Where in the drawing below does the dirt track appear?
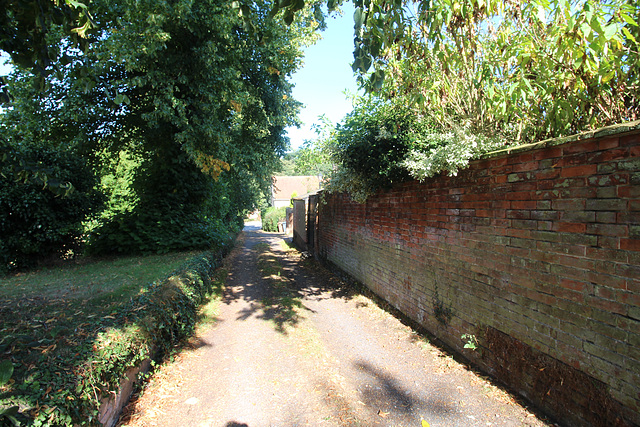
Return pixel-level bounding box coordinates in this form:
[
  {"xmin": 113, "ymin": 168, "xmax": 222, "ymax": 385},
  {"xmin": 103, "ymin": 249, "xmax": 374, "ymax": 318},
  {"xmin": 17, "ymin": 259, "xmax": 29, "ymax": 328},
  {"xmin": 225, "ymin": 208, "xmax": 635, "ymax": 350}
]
[{"xmin": 120, "ymin": 223, "xmax": 554, "ymax": 427}]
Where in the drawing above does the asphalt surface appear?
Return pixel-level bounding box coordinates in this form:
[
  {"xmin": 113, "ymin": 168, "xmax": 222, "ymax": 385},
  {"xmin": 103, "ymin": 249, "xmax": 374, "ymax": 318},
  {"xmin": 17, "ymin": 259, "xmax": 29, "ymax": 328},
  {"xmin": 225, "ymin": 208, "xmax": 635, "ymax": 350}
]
[{"xmin": 121, "ymin": 222, "xmax": 552, "ymax": 427}]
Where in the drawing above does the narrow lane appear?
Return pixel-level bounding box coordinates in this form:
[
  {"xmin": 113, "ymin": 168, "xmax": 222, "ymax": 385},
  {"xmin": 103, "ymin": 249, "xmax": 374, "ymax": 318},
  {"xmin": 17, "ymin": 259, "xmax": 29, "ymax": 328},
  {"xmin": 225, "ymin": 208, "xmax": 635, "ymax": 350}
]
[{"xmin": 121, "ymin": 223, "xmax": 552, "ymax": 427}]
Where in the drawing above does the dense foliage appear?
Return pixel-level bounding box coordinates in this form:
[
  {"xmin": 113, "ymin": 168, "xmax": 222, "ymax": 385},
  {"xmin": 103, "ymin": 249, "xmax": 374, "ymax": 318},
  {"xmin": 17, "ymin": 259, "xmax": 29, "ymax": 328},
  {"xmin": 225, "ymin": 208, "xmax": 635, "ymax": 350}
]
[
  {"xmin": 262, "ymin": 206, "xmax": 288, "ymax": 232},
  {"xmin": 323, "ymin": 97, "xmax": 504, "ymax": 202},
  {"xmin": 352, "ymin": 0, "xmax": 639, "ymax": 142},
  {"xmin": 0, "ymin": 0, "xmax": 93, "ymax": 73},
  {"xmin": 1, "ymin": 0, "xmax": 323, "ymax": 261},
  {"xmin": 0, "ymin": 143, "xmax": 104, "ymax": 273},
  {"xmin": 325, "ymin": 99, "xmax": 415, "ymax": 200}
]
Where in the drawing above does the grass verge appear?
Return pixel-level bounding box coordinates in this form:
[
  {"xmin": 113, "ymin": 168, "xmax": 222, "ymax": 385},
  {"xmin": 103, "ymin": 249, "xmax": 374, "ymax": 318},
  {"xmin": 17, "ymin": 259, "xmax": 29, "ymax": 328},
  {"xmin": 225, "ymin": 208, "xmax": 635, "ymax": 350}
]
[{"xmin": 0, "ymin": 238, "xmax": 235, "ymax": 426}]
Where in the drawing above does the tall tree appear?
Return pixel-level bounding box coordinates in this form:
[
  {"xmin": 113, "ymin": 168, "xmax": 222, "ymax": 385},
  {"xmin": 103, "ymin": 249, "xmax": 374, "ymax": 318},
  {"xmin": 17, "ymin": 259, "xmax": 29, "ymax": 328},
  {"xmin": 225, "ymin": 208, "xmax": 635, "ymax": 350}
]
[{"xmin": 2, "ymin": 0, "xmax": 324, "ymax": 254}]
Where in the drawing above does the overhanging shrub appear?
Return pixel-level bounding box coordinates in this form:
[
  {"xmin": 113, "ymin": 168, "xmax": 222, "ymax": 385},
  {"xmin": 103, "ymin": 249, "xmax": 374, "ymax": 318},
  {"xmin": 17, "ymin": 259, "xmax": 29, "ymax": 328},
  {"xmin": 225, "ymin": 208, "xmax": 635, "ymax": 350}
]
[{"xmin": 324, "ymin": 98, "xmax": 504, "ymax": 203}]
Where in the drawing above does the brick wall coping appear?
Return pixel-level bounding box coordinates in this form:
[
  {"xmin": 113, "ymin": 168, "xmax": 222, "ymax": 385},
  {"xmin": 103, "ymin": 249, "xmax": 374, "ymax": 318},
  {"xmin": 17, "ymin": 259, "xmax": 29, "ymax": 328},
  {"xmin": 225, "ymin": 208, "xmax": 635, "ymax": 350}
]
[{"xmin": 484, "ymin": 119, "xmax": 640, "ymax": 159}]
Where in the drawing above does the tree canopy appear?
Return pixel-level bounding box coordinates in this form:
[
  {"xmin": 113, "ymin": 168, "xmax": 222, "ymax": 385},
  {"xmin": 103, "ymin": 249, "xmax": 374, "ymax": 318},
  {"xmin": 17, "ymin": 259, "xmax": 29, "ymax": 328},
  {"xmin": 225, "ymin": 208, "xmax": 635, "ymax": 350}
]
[
  {"xmin": 272, "ymin": 0, "xmax": 639, "ymax": 143},
  {"xmin": 1, "ymin": 0, "xmax": 324, "ymax": 261}
]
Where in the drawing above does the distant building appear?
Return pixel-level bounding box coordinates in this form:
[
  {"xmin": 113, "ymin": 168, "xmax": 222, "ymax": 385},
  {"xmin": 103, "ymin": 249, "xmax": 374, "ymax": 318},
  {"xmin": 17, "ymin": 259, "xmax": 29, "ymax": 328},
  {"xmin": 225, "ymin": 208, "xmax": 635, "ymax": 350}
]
[{"xmin": 271, "ymin": 176, "xmax": 321, "ymax": 208}]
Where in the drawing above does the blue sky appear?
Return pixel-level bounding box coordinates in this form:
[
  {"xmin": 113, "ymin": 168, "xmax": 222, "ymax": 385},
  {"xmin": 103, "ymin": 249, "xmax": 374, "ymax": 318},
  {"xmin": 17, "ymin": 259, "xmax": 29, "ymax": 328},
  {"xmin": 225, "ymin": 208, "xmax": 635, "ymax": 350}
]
[{"xmin": 285, "ymin": 3, "xmax": 360, "ymax": 151}]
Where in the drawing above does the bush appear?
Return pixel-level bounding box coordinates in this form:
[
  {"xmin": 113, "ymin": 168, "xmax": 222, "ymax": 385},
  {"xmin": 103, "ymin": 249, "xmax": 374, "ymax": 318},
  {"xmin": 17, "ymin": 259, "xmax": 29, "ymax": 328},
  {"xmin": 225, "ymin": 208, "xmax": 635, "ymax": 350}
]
[
  {"xmin": 325, "ymin": 99, "xmax": 424, "ymax": 202},
  {"xmin": 261, "ymin": 206, "xmax": 287, "ymax": 232},
  {"xmin": 0, "ymin": 143, "xmax": 104, "ymax": 273},
  {"xmin": 87, "ymin": 210, "xmax": 237, "ymax": 255},
  {"xmin": 334, "ymin": 100, "xmax": 417, "ymax": 190},
  {"xmin": 87, "ymin": 145, "xmax": 245, "ymax": 255},
  {"xmin": 324, "ymin": 98, "xmax": 504, "ymax": 203}
]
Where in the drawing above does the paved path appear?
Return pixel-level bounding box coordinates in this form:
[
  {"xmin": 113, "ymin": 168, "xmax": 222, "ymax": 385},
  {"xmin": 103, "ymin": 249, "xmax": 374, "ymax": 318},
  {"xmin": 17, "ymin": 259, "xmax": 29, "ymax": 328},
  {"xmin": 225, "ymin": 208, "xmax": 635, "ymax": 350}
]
[{"xmin": 121, "ymin": 223, "xmax": 552, "ymax": 427}]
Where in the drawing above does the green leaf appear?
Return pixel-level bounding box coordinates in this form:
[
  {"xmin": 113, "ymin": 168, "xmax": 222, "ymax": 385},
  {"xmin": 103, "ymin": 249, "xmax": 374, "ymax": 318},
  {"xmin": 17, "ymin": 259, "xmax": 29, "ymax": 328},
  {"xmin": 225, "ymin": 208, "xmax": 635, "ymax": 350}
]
[
  {"xmin": 369, "ymin": 36, "xmax": 382, "ymax": 58},
  {"xmin": 580, "ymin": 22, "xmax": 592, "ymax": 39},
  {"xmin": 622, "ymin": 27, "xmax": 637, "ymax": 43},
  {"xmin": 354, "ymin": 7, "xmax": 365, "ymax": 30},
  {"xmin": 601, "ymin": 69, "xmax": 615, "ymax": 83},
  {"xmin": 371, "ymin": 69, "xmax": 385, "ymax": 91},
  {"xmin": 620, "ymin": 13, "xmax": 638, "ymax": 27},
  {"xmin": 603, "ymin": 23, "xmax": 618, "ymax": 40},
  {"xmin": 0, "ymin": 359, "xmax": 14, "ymax": 385},
  {"xmin": 65, "ymin": 0, "xmax": 88, "ymax": 9}
]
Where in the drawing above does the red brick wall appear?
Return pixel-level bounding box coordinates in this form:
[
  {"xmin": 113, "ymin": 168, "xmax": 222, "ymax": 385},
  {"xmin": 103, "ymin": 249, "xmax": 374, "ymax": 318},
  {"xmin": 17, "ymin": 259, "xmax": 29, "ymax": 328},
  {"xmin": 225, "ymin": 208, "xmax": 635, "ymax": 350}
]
[{"xmin": 316, "ymin": 125, "xmax": 640, "ymax": 427}]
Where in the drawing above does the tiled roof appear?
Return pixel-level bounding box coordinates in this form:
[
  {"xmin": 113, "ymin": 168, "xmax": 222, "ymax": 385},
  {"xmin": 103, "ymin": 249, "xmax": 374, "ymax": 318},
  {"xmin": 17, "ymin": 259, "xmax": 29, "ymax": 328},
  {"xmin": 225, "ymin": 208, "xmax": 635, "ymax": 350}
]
[{"xmin": 272, "ymin": 176, "xmax": 321, "ymax": 201}]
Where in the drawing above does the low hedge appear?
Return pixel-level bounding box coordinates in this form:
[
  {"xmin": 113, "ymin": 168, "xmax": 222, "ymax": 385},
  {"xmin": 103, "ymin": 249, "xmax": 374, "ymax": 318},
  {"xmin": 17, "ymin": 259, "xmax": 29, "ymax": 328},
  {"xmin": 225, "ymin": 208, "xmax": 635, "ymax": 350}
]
[{"xmin": 0, "ymin": 235, "xmax": 235, "ymax": 426}]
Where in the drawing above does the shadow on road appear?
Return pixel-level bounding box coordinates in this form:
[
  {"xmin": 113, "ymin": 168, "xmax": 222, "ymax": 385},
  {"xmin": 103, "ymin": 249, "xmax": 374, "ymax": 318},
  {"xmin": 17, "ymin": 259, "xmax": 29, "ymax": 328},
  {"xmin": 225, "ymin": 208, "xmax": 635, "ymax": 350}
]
[
  {"xmin": 222, "ymin": 226, "xmax": 310, "ymax": 334},
  {"xmin": 221, "ymin": 224, "xmax": 362, "ymax": 338},
  {"xmin": 354, "ymin": 360, "xmax": 456, "ymax": 421}
]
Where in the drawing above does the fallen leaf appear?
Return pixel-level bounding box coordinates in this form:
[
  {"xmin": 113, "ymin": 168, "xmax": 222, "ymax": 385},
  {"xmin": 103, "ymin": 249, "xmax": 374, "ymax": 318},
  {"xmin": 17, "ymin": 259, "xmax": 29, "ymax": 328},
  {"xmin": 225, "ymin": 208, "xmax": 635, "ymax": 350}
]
[
  {"xmin": 377, "ymin": 410, "xmax": 389, "ymax": 418},
  {"xmin": 422, "ymin": 420, "xmax": 430, "ymax": 427}
]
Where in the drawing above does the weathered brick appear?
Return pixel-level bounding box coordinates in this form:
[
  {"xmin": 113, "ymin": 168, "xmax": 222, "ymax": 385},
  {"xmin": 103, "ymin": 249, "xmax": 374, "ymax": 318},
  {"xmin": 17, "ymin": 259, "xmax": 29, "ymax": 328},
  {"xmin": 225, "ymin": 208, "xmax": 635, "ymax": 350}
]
[
  {"xmin": 617, "ymin": 157, "xmax": 640, "ymax": 172},
  {"xmin": 560, "ymin": 210, "xmax": 596, "ymax": 223},
  {"xmin": 595, "ymin": 187, "xmax": 618, "ymax": 199},
  {"xmin": 534, "ymin": 146, "xmax": 563, "ymax": 160},
  {"xmin": 555, "ymin": 222, "xmax": 587, "ymax": 233},
  {"xmin": 562, "ymin": 233, "xmax": 598, "ymax": 247},
  {"xmin": 586, "ymin": 223, "xmax": 628, "ymax": 237},
  {"xmin": 588, "ymin": 173, "xmax": 629, "ymax": 186},
  {"xmin": 316, "ymin": 129, "xmax": 640, "ymax": 427},
  {"xmin": 619, "ymin": 184, "xmax": 640, "ymax": 198},
  {"xmin": 586, "ymin": 247, "xmax": 628, "ymax": 263},
  {"xmin": 598, "ymin": 136, "xmax": 620, "ymax": 150},
  {"xmin": 537, "ymin": 200, "xmax": 552, "ymax": 210},
  {"xmin": 621, "ymin": 238, "xmax": 640, "ymax": 251},
  {"xmin": 586, "ymin": 198, "xmax": 628, "ymax": 211},
  {"xmin": 597, "ymin": 162, "xmax": 617, "ymax": 174},
  {"xmin": 562, "ymin": 164, "xmax": 597, "ymax": 177},
  {"xmin": 595, "ymin": 211, "xmax": 617, "ymax": 223},
  {"xmin": 552, "ymin": 199, "xmax": 586, "ymax": 211},
  {"xmin": 620, "ymin": 132, "xmax": 640, "ymax": 147}
]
